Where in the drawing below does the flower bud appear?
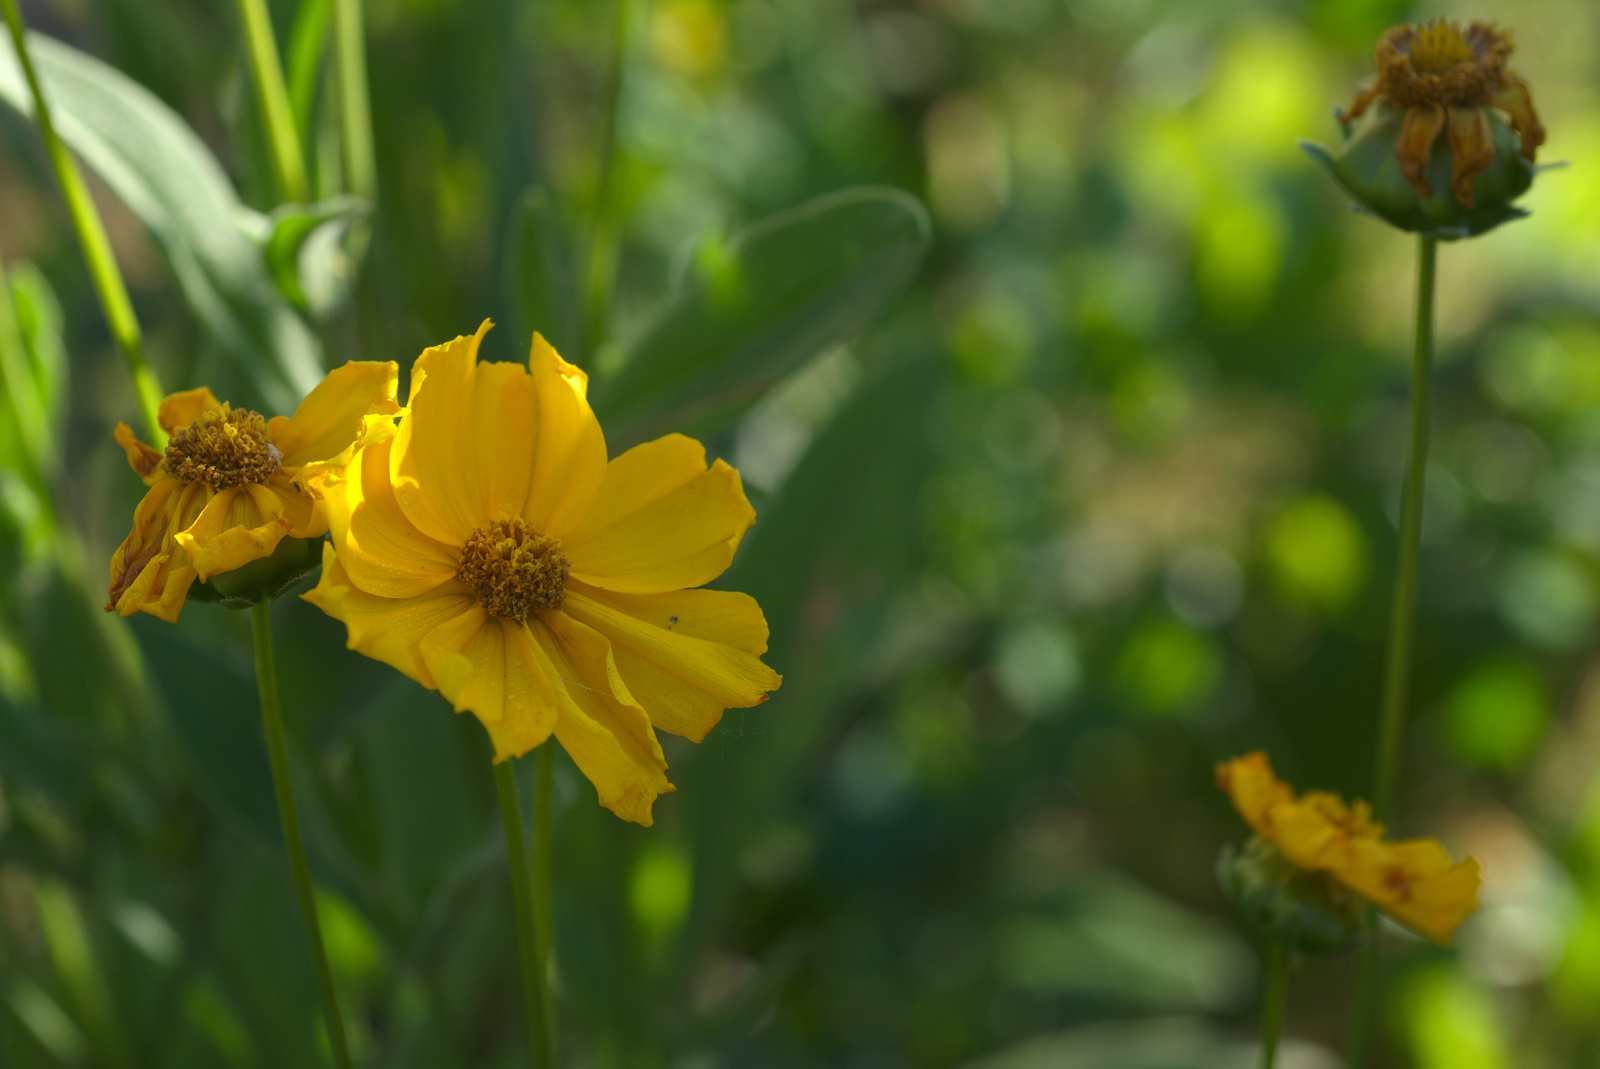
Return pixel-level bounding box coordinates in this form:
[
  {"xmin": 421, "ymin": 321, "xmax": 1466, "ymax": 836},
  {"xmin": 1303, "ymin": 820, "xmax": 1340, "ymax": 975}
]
[{"xmin": 1217, "ymin": 836, "xmax": 1364, "ymax": 953}]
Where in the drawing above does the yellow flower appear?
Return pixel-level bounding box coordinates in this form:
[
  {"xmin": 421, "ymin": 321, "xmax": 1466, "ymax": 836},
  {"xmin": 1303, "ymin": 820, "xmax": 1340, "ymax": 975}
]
[
  {"xmin": 302, "ymin": 322, "xmax": 781, "ymax": 825},
  {"xmin": 106, "ymin": 362, "xmax": 400, "ymax": 621},
  {"xmin": 1342, "ymin": 20, "xmax": 1544, "ymax": 210},
  {"xmin": 1215, "ymin": 751, "xmax": 1480, "ymax": 945}
]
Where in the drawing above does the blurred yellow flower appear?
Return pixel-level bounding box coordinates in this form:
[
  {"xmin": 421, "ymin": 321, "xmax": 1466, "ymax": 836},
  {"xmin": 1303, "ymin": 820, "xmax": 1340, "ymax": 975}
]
[
  {"xmin": 649, "ymin": 0, "xmax": 725, "ymax": 79},
  {"xmin": 303, "ymin": 322, "xmax": 781, "ymax": 825},
  {"xmin": 1342, "ymin": 20, "xmax": 1544, "ymax": 210},
  {"xmin": 1216, "ymin": 751, "xmax": 1480, "ymax": 945},
  {"xmin": 106, "ymin": 363, "xmax": 400, "ymax": 621}
]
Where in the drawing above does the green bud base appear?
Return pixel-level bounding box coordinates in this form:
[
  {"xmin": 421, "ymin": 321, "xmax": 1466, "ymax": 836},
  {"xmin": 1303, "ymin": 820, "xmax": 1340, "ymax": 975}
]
[{"xmin": 187, "ymin": 534, "xmax": 323, "ymax": 608}]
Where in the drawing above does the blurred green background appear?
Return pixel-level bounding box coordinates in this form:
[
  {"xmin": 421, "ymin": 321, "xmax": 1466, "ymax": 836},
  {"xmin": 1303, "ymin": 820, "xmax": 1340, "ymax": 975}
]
[{"xmin": 3, "ymin": 0, "xmax": 1600, "ymax": 1065}]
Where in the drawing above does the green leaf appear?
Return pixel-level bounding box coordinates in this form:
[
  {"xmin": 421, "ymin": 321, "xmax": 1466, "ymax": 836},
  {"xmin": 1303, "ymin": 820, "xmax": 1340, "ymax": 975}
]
[
  {"xmin": 0, "ymin": 32, "xmax": 323, "ymax": 412},
  {"xmin": 590, "ymin": 186, "xmax": 931, "ymax": 447},
  {"xmin": 261, "ymin": 196, "xmax": 368, "ymax": 318}
]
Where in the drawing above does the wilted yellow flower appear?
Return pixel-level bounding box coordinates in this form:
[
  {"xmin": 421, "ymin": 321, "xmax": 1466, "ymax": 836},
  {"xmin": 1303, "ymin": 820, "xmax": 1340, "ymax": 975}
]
[
  {"xmin": 106, "ymin": 363, "xmax": 399, "ymax": 621},
  {"xmin": 303, "ymin": 323, "xmax": 780, "ymax": 825},
  {"xmin": 1342, "ymin": 20, "xmax": 1543, "ymax": 209},
  {"xmin": 1216, "ymin": 751, "xmax": 1480, "ymax": 945},
  {"xmin": 1304, "ymin": 19, "xmax": 1544, "ymax": 237}
]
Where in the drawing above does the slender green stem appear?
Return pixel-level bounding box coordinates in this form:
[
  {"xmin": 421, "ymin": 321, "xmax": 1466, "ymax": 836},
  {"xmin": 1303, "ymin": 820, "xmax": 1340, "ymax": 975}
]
[
  {"xmin": 333, "ymin": 0, "xmax": 375, "ymax": 201},
  {"xmin": 250, "ymin": 603, "xmax": 353, "ymax": 1069},
  {"xmin": 1258, "ymin": 941, "xmax": 1289, "ymax": 1069},
  {"xmin": 1, "ymin": 0, "xmax": 164, "ymax": 444},
  {"xmin": 236, "ymin": 0, "xmax": 308, "ymax": 202},
  {"xmin": 582, "ymin": 0, "xmax": 629, "ymax": 358},
  {"xmin": 533, "ymin": 743, "xmax": 556, "ymax": 1052},
  {"xmin": 1350, "ymin": 233, "xmax": 1437, "ymax": 1069},
  {"xmin": 1372, "ymin": 233, "xmax": 1436, "ymax": 825},
  {"xmin": 495, "ymin": 757, "xmax": 557, "ymax": 1069}
]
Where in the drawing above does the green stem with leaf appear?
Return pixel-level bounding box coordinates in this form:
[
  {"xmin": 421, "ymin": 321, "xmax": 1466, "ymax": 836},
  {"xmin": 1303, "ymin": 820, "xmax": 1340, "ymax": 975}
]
[
  {"xmin": 1, "ymin": 0, "xmax": 164, "ymax": 444},
  {"xmin": 250, "ymin": 602, "xmax": 354, "ymax": 1069}
]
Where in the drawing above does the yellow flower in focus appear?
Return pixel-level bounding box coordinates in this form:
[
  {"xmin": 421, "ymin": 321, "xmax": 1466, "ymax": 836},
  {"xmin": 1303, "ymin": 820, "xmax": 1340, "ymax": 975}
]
[
  {"xmin": 302, "ymin": 322, "xmax": 781, "ymax": 825},
  {"xmin": 1216, "ymin": 751, "xmax": 1480, "ymax": 945},
  {"xmin": 1341, "ymin": 20, "xmax": 1544, "ymax": 210},
  {"xmin": 106, "ymin": 363, "xmax": 400, "ymax": 621}
]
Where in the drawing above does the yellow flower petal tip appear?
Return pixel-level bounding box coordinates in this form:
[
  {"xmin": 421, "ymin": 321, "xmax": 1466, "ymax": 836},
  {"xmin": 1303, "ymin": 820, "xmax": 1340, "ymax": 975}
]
[
  {"xmin": 1215, "ymin": 751, "xmax": 1481, "ymax": 945},
  {"xmin": 305, "ymin": 328, "xmax": 781, "ymax": 825},
  {"xmin": 106, "ymin": 362, "xmax": 401, "ymax": 620}
]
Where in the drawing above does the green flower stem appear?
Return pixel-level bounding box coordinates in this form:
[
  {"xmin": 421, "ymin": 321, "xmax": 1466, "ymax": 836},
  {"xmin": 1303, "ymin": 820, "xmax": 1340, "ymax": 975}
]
[
  {"xmin": 533, "ymin": 741, "xmax": 557, "ymax": 1052},
  {"xmin": 236, "ymin": 0, "xmax": 308, "ymax": 202},
  {"xmin": 1, "ymin": 0, "xmax": 164, "ymax": 445},
  {"xmin": 249, "ymin": 602, "xmax": 353, "ymax": 1069},
  {"xmin": 1258, "ymin": 941, "xmax": 1289, "ymax": 1069},
  {"xmin": 1372, "ymin": 232, "xmax": 1436, "ymax": 824},
  {"xmin": 334, "ymin": 0, "xmax": 375, "ymax": 201},
  {"xmin": 0, "ymin": 251, "xmax": 49, "ymax": 479},
  {"xmin": 495, "ymin": 756, "xmax": 557, "ymax": 1069},
  {"xmin": 1350, "ymin": 232, "xmax": 1437, "ymax": 1069}
]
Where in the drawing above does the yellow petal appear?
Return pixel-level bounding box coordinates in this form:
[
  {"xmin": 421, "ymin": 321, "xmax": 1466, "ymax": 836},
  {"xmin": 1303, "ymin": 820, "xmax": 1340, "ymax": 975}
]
[
  {"xmin": 175, "ymin": 483, "xmax": 292, "ymax": 580},
  {"xmin": 563, "ymin": 438, "xmax": 755, "ymax": 593},
  {"xmin": 419, "ymin": 609, "xmax": 561, "ymax": 760},
  {"xmin": 1336, "ymin": 838, "xmax": 1481, "ymax": 946},
  {"xmin": 560, "ymin": 586, "xmax": 771, "ymax": 741},
  {"xmin": 158, "ymin": 387, "xmax": 223, "ymax": 436},
  {"xmin": 1215, "ymin": 751, "xmax": 1296, "ymax": 841},
  {"xmin": 561, "ymin": 586, "xmax": 781, "ymax": 719},
  {"xmin": 268, "ymin": 361, "xmax": 401, "ymax": 468},
  {"xmin": 478, "ymin": 620, "xmax": 562, "ymax": 759},
  {"xmin": 114, "ymin": 422, "xmax": 164, "ymax": 484},
  {"xmin": 530, "ymin": 616, "xmax": 671, "ymax": 826},
  {"xmin": 472, "ymin": 360, "xmax": 536, "ymax": 520},
  {"xmin": 109, "ymin": 482, "xmax": 210, "ymax": 621},
  {"xmin": 523, "ymin": 333, "xmax": 607, "ymax": 536},
  {"xmin": 302, "ymin": 543, "xmax": 478, "ymax": 690},
  {"xmin": 390, "ymin": 321, "xmax": 494, "ymax": 544},
  {"xmin": 318, "ymin": 437, "xmax": 460, "ymax": 598},
  {"xmin": 267, "ymin": 473, "xmax": 323, "ymax": 538}
]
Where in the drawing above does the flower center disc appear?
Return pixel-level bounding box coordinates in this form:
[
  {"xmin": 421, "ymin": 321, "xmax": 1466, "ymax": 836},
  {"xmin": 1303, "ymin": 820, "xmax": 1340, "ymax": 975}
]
[
  {"xmin": 1408, "ymin": 20, "xmax": 1475, "ymax": 73},
  {"xmin": 457, "ymin": 519, "xmax": 570, "ymax": 622},
  {"xmin": 164, "ymin": 405, "xmax": 282, "ymax": 488}
]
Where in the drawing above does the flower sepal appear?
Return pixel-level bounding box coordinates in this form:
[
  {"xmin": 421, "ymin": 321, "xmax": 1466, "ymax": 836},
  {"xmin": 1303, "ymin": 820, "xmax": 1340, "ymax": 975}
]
[
  {"xmin": 1303, "ymin": 101, "xmax": 1533, "ymax": 239},
  {"xmin": 186, "ymin": 535, "xmax": 323, "ymax": 608},
  {"xmin": 1218, "ymin": 836, "xmax": 1364, "ymax": 953}
]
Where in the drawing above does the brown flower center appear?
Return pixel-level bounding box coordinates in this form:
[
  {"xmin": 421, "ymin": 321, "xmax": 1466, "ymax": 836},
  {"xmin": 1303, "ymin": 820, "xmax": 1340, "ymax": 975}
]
[
  {"xmin": 1379, "ymin": 19, "xmax": 1509, "ymax": 109},
  {"xmin": 163, "ymin": 404, "xmax": 282, "ymax": 488},
  {"xmin": 457, "ymin": 518, "xmax": 570, "ymax": 622}
]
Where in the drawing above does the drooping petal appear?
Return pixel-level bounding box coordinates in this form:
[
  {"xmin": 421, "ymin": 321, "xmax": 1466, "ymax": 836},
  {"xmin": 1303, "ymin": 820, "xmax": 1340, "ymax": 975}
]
[
  {"xmin": 266, "ymin": 473, "xmax": 322, "ymax": 538},
  {"xmin": 174, "ymin": 483, "xmax": 294, "ymax": 580},
  {"xmin": 113, "ymin": 422, "xmax": 163, "ymax": 483},
  {"xmin": 522, "ymin": 333, "xmax": 607, "ymax": 537},
  {"xmin": 1445, "ymin": 105, "xmax": 1495, "ymax": 209},
  {"xmin": 1215, "ymin": 751, "xmax": 1296, "ymax": 841},
  {"xmin": 558, "ymin": 586, "xmax": 772, "ymax": 741},
  {"xmin": 1394, "ymin": 103, "xmax": 1446, "ymax": 196},
  {"xmin": 420, "ymin": 609, "xmax": 561, "ymax": 760},
  {"xmin": 531, "ymin": 616, "xmax": 671, "ymax": 825},
  {"xmin": 109, "ymin": 481, "xmax": 211, "ymax": 621},
  {"xmin": 1339, "ymin": 82, "xmax": 1382, "ymax": 126},
  {"xmin": 561, "ymin": 586, "xmax": 781, "ymax": 726},
  {"xmin": 390, "ymin": 321, "xmax": 493, "ymax": 543},
  {"xmin": 267, "ymin": 361, "xmax": 401, "ymax": 468},
  {"xmin": 303, "ymin": 543, "xmax": 477, "ymax": 690},
  {"xmin": 1337, "ymin": 838, "xmax": 1482, "ymax": 945},
  {"xmin": 1492, "ymin": 73, "xmax": 1546, "ymax": 160},
  {"xmin": 562, "ymin": 436, "xmax": 755, "ymax": 594},
  {"xmin": 157, "ymin": 387, "xmax": 223, "ymax": 436},
  {"xmin": 315, "ymin": 436, "xmax": 459, "ymax": 598}
]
